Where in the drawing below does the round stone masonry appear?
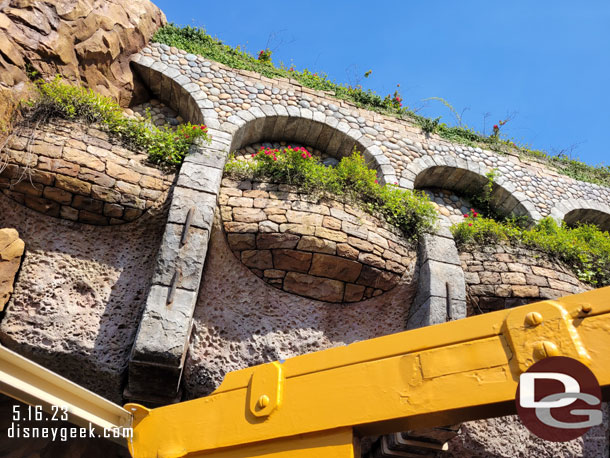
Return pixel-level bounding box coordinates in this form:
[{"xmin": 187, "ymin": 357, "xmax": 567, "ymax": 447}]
[
  {"xmin": 0, "ymin": 118, "xmax": 175, "ymax": 225},
  {"xmin": 219, "ymin": 178, "xmax": 416, "ymax": 303},
  {"xmin": 460, "ymin": 243, "xmax": 591, "ymax": 315}
]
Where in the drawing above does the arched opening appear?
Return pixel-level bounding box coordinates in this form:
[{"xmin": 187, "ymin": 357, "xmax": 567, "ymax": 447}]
[
  {"xmin": 564, "ymin": 208, "xmax": 610, "ymax": 231},
  {"xmin": 131, "ymin": 59, "xmax": 208, "ymax": 125},
  {"xmin": 228, "ymin": 114, "xmax": 387, "ymax": 178},
  {"xmin": 219, "ymin": 114, "xmax": 414, "ymax": 302},
  {"xmin": 413, "ymin": 165, "xmax": 533, "ymax": 219}
]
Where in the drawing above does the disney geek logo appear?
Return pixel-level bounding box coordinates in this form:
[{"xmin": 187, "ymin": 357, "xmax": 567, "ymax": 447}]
[{"xmin": 516, "ymin": 356, "xmax": 602, "ymax": 442}]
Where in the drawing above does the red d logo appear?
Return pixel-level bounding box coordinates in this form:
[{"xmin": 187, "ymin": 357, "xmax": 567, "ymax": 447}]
[{"xmin": 516, "ymin": 356, "xmax": 602, "ymax": 442}]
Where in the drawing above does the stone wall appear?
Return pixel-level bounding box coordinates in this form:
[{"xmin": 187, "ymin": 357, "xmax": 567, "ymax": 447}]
[
  {"xmin": 460, "ymin": 244, "xmax": 590, "ymax": 315},
  {"xmin": 219, "ymin": 178, "xmax": 415, "ymax": 303},
  {"xmin": 134, "ymin": 42, "xmax": 610, "ymax": 224},
  {"xmin": 1, "ymin": 25, "xmax": 609, "ymax": 458},
  {"xmin": 1, "ymin": 118, "xmax": 174, "ymax": 224}
]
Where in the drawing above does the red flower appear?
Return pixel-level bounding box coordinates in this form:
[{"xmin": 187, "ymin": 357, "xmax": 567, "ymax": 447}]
[
  {"xmin": 493, "ymin": 124, "xmax": 499, "ymax": 130},
  {"xmin": 192, "ymin": 125, "xmax": 198, "ymax": 130},
  {"xmin": 468, "ymin": 223, "xmax": 473, "ymax": 227},
  {"xmin": 464, "ymin": 214, "xmax": 469, "ymax": 218},
  {"xmin": 374, "ymin": 179, "xmax": 379, "ymax": 184}
]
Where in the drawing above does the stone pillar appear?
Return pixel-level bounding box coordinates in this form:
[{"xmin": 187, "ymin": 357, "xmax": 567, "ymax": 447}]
[
  {"xmin": 126, "ymin": 140, "xmax": 228, "ymax": 404},
  {"xmin": 407, "ymin": 223, "xmax": 467, "ymax": 329}
]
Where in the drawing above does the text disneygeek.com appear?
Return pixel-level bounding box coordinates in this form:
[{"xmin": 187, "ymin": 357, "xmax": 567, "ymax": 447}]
[{"xmin": 7, "ymin": 405, "xmax": 132, "ymax": 441}]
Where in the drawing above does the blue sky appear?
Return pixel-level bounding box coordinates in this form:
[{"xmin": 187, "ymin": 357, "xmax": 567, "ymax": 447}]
[{"xmin": 153, "ymin": 1, "xmax": 610, "ymax": 166}]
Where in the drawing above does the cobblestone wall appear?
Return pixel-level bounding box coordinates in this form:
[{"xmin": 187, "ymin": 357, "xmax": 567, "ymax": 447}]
[
  {"xmin": 220, "ymin": 178, "xmax": 415, "ymax": 303},
  {"xmin": 460, "ymin": 245, "xmax": 590, "ymax": 315},
  {"xmin": 1, "ymin": 118, "xmax": 174, "ymax": 224},
  {"xmin": 134, "ymin": 42, "xmax": 610, "ymax": 226}
]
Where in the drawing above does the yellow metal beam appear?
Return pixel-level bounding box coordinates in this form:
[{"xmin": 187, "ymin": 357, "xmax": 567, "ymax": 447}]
[
  {"xmin": 126, "ymin": 287, "xmax": 610, "ymax": 458},
  {"xmin": 0, "ymin": 344, "xmax": 131, "ymax": 446}
]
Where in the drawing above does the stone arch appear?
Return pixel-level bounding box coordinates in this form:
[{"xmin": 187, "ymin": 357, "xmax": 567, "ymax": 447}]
[
  {"xmin": 403, "ymin": 155, "xmax": 540, "ymax": 221},
  {"xmin": 550, "ymin": 199, "xmax": 610, "ymax": 231},
  {"xmin": 217, "ymin": 106, "xmax": 398, "ymax": 185},
  {"xmin": 130, "ymin": 54, "xmax": 219, "ymax": 127}
]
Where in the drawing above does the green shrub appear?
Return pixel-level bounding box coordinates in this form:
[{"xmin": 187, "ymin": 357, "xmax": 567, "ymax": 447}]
[
  {"xmin": 225, "ymin": 147, "xmax": 437, "ymax": 239},
  {"xmin": 24, "ymin": 77, "xmax": 210, "ymax": 168},
  {"xmin": 452, "ymin": 215, "xmax": 610, "ymax": 286}
]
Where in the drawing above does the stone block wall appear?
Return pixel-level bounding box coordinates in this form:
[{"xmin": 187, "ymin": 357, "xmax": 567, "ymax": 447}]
[
  {"xmin": 0, "ymin": 119, "xmax": 174, "ymax": 225},
  {"xmin": 220, "ymin": 178, "xmax": 416, "ymax": 303},
  {"xmin": 460, "ymin": 244, "xmax": 590, "ymax": 315}
]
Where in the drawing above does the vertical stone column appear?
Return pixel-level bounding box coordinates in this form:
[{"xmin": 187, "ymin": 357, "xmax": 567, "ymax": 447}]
[
  {"xmin": 127, "ymin": 135, "xmax": 229, "ymax": 404},
  {"xmin": 407, "ymin": 223, "xmax": 466, "ymax": 329}
]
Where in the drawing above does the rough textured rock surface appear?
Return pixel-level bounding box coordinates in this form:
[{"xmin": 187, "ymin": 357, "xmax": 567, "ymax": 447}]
[
  {"xmin": 183, "ymin": 214, "xmax": 418, "ymax": 399},
  {"xmin": 446, "ymin": 407, "xmax": 610, "ymax": 458},
  {"xmin": 0, "ymin": 0, "xmax": 166, "ymax": 105},
  {"xmin": 0, "ymin": 189, "xmax": 167, "ymax": 403},
  {"xmin": 0, "ymin": 227, "xmax": 24, "ymax": 310}
]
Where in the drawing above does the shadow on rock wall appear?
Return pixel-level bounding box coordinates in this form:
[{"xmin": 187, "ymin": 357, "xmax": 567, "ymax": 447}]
[{"xmin": 0, "ymin": 189, "xmax": 170, "ymax": 403}]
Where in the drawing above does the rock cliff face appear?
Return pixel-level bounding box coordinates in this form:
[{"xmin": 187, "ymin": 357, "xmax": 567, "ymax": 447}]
[
  {"xmin": 0, "ymin": 228, "xmax": 24, "ymax": 310},
  {"xmin": 0, "ymin": 0, "xmax": 166, "ymax": 105}
]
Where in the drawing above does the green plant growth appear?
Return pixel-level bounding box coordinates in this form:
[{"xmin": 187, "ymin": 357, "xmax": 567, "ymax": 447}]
[
  {"xmin": 465, "ymin": 169, "xmax": 500, "ymax": 219},
  {"xmin": 257, "ymin": 48, "xmax": 272, "ymax": 63},
  {"xmin": 420, "ymin": 116, "xmax": 441, "ymax": 134},
  {"xmin": 23, "ymin": 77, "xmax": 210, "ymax": 168},
  {"xmin": 152, "ymin": 24, "xmax": 409, "ymax": 115},
  {"xmin": 452, "ymin": 215, "xmax": 610, "ymax": 286},
  {"xmin": 225, "ymin": 147, "xmax": 437, "ymax": 239},
  {"xmin": 153, "ymin": 24, "xmax": 610, "ymax": 188}
]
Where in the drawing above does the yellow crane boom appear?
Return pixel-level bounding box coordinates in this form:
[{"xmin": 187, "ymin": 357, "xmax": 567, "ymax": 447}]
[
  {"xmin": 125, "ymin": 287, "xmax": 610, "ymax": 458},
  {"xmin": 2, "ymin": 288, "xmax": 610, "ymax": 457}
]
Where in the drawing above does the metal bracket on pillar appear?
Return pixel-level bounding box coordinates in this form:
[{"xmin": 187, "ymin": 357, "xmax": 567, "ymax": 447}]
[
  {"xmin": 181, "ymin": 207, "xmax": 195, "ymax": 246},
  {"xmin": 166, "ymin": 268, "xmax": 180, "ymax": 307}
]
